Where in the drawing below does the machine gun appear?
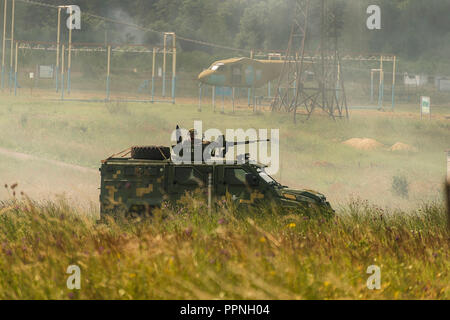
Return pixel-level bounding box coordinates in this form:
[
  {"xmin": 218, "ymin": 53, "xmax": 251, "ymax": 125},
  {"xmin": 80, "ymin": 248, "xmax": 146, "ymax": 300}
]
[
  {"xmin": 215, "ymin": 135, "xmax": 270, "ymax": 158},
  {"xmin": 173, "ymin": 125, "xmax": 270, "ymax": 161}
]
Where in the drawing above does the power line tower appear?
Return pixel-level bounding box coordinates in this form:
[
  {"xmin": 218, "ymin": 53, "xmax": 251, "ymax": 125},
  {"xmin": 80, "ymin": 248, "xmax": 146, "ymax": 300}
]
[{"xmin": 271, "ymin": 0, "xmax": 349, "ymax": 122}]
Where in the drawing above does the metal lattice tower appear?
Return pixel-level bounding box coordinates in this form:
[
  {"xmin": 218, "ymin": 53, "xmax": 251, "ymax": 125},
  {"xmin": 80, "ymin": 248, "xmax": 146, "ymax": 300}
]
[{"xmin": 271, "ymin": 0, "xmax": 349, "ymax": 122}]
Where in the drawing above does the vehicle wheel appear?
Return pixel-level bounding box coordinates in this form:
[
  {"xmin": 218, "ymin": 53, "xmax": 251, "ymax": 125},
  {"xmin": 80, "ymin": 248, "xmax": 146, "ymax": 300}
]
[{"xmin": 131, "ymin": 146, "xmax": 171, "ymax": 160}]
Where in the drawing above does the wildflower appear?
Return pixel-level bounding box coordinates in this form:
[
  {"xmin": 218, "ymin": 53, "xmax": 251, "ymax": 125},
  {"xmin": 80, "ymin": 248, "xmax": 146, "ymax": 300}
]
[
  {"xmin": 184, "ymin": 227, "xmax": 193, "ymax": 236},
  {"xmin": 98, "ymin": 246, "xmax": 104, "ymax": 254},
  {"xmin": 259, "ymin": 237, "xmax": 266, "ymax": 243},
  {"xmin": 218, "ymin": 218, "xmax": 226, "ymax": 225},
  {"xmin": 220, "ymin": 249, "xmax": 230, "ymax": 257},
  {"xmin": 129, "ymin": 273, "xmax": 136, "ymax": 278},
  {"xmin": 67, "ymin": 292, "xmax": 75, "ymax": 299},
  {"xmin": 287, "ymin": 223, "xmax": 296, "ymax": 229}
]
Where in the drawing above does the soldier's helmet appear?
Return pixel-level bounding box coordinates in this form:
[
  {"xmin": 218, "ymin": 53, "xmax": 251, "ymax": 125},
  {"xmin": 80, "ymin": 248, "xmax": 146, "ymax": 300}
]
[{"xmin": 188, "ymin": 128, "xmax": 197, "ymax": 141}]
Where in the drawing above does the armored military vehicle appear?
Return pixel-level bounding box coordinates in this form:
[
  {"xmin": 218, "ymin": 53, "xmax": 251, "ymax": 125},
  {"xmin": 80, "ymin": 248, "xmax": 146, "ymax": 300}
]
[{"xmin": 99, "ymin": 129, "xmax": 333, "ymax": 217}]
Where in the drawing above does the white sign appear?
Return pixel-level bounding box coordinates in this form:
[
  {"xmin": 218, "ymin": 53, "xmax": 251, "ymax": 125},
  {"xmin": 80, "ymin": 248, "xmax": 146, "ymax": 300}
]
[
  {"xmin": 438, "ymin": 79, "xmax": 450, "ymax": 91},
  {"xmin": 420, "ymin": 96, "xmax": 431, "ymax": 115},
  {"xmin": 29, "ymin": 72, "xmax": 34, "ymax": 79},
  {"xmin": 39, "ymin": 65, "xmax": 54, "ymax": 79}
]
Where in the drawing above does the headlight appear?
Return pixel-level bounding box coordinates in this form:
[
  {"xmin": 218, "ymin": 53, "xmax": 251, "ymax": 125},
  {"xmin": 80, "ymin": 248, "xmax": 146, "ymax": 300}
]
[{"xmin": 282, "ymin": 193, "xmax": 297, "ymax": 200}]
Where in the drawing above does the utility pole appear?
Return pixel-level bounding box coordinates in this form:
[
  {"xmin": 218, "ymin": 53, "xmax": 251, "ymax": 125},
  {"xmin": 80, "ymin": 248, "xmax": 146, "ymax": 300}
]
[
  {"xmin": 8, "ymin": 0, "xmax": 14, "ymax": 91},
  {"xmin": 57, "ymin": 5, "xmax": 73, "ymax": 94},
  {"xmin": 67, "ymin": 6, "xmax": 72, "ymax": 95},
  {"xmin": 1, "ymin": 0, "xmax": 7, "ymax": 89},
  {"xmin": 271, "ymin": 0, "xmax": 348, "ymax": 122},
  {"xmin": 56, "ymin": 6, "xmax": 61, "ymax": 92}
]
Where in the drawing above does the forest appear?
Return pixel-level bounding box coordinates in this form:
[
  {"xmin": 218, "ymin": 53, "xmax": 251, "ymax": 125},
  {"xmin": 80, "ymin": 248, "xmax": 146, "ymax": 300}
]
[{"xmin": 9, "ymin": 0, "xmax": 450, "ymax": 74}]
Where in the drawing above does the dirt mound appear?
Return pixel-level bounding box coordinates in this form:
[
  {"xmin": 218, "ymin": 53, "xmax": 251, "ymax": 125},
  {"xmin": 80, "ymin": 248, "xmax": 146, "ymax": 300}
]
[
  {"xmin": 342, "ymin": 138, "xmax": 383, "ymax": 150},
  {"xmin": 389, "ymin": 142, "xmax": 418, "ymax": 152}
]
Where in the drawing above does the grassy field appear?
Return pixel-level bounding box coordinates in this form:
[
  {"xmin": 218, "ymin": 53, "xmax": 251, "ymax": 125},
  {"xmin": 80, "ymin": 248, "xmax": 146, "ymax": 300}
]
[
  {"xmin": 0, "ymin": 195, "xmax": 448, "ymax": 300},
  {"xmin": 0, "ymin": 94, "xmax": 448, "ymax": 208},
  {"xmin": 0, "ymin": 94, "xmax": 449, "ymax": 299}
]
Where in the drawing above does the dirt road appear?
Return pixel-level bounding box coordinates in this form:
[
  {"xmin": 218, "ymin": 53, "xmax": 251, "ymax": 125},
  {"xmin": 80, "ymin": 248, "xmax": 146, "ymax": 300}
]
[{"xmin": 0, "ymin": 147, "xmax": 99, "ymax": 208}]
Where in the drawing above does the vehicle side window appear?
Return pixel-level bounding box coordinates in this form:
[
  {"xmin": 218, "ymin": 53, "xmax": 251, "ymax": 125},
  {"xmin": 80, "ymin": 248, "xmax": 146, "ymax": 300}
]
[
  {"xmin": 232, "ymin": 66, "xmax": 242, "ymax": 84},
  {"xmin": 175, "ymin": 167, "xmax": 204, "ymax": 185},
  {"xmin": 211, "ymin": 63, "xmax": 225, "ymax": 71},
  {"xmin": 225, "ymin": 168, "xmax": 247, "ymax": 185}
]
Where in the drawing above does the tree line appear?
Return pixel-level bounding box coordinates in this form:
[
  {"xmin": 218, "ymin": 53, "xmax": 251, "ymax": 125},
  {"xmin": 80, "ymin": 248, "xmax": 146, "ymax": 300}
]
[{"xmin": 9, "ymin": 0, "xmax": 450, "ymax": 74}]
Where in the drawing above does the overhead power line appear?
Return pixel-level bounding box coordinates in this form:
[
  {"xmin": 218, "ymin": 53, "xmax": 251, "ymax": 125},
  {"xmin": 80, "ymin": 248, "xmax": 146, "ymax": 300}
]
[{"xmin": 15, "ymin": 0, "xmax": 251, "ymax": 53}]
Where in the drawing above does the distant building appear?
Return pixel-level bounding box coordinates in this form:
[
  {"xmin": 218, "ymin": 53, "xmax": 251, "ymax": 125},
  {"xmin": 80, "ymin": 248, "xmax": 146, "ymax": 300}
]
[
  {"xmin": 436, "ymin": 77, "xmax": 450, "ymax": 91},
  {"xmin": 403, "ymin": 73, "xmax": 428, "ymax": 86}
]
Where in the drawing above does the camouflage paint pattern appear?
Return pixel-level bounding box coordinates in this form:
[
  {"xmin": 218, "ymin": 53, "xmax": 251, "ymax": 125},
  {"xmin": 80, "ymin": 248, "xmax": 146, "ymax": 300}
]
[{"xmin": 99, "ymin": 158, "xmax": 333, "ymax": 216}]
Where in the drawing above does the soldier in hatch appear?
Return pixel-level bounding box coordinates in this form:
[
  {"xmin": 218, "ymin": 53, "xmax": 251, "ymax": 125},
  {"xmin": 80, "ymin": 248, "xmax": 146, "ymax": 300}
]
[{"xmin": 187, "ymin": 128, "xmax": 216, "ymax": 162}]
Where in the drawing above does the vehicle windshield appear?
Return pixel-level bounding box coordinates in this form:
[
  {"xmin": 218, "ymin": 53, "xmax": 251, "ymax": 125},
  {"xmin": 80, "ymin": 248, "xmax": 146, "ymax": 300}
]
[
  {"xmin": 257, "ymin": 168, "xmax": 279, "ymax": 185},
  {"xmin": 210, "ymin": 63, "xmax": 224, "ymax": 71}
]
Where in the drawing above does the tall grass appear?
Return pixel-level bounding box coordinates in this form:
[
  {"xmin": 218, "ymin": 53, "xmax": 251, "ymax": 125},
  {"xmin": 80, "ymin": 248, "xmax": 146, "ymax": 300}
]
[{"xmin": 0, "ymin": 195, "xmax": 448, "ymax": 300}]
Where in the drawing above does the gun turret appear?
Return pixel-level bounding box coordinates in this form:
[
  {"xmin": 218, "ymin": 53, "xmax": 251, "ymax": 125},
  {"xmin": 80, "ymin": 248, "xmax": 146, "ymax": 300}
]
[
  {"xmin": 217, "ymin": 135, "xmax": 270, "ymax": 158},
  {"xmin": 172, "ymin": 125, "xmax": 270, "ymax": 162}
]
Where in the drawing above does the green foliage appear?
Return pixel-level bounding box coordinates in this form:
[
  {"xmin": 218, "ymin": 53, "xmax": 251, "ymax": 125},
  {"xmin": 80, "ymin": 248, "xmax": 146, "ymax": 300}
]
[
  {"xmin": 6, "ymin": 0, "xmax": 450, "ymax": 76},
  {"xmin": 392, "ymin": 175, "xmax": 409, "ymax": 199},
  {"xmin": 0, "ymin": 196, "xmax": 448, "ymax": 299},
  {"xmin": 11, "ymin": 0, "xmax": 450, "ymax": 74}
]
